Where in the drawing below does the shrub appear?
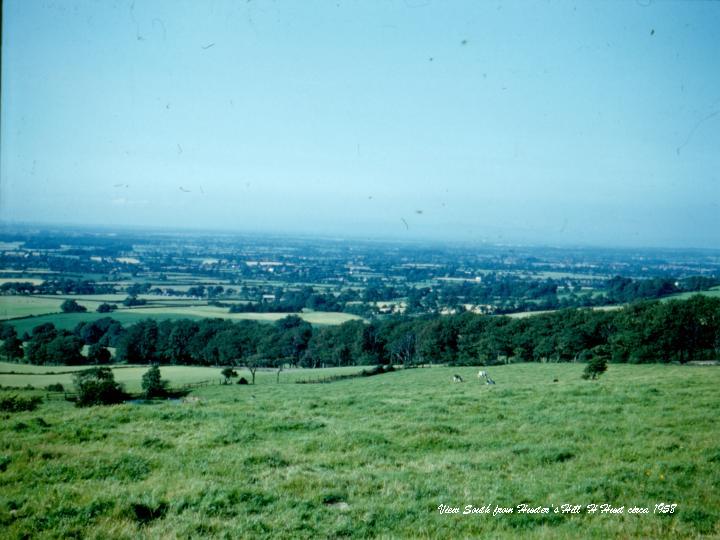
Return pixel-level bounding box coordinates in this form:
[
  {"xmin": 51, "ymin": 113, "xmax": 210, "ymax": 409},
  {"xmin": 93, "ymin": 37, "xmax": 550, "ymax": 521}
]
[
  {"xmin": 0, "ymin": 394, "xmax": 42, "ymax": 412},
  {"xmin": 74, "ymin": 367, "xmax": 126, "ymax": 407},
  {"xmin": 582, "ymin": 356, "xmax": 608, "ymax": 380},
  {"xmin": 60, "ymin": 299, "xmax": 87, "ymax": 313},
  {"xmin": 123, "ymin": 296, "xmax": 147, "ymax": 307},
  {"xmin": 96, "ymin": 303, "xmax": 117, "ymax": 313},
  {"xmin": 221, "ymin": 367, "xmax": 238, "ymax": 384},
  {"xmin": 237, "ymin": 377, "xmax": 249, "ymax": 385},
  {"xmin": 45, "ymin": 383, "xmax": 64, "ymax": 392}
]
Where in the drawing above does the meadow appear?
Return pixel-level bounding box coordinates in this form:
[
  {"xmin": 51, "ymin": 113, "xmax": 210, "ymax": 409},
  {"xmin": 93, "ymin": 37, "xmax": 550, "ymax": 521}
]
[
  {"xmin": 1, "ymin": 363, "xmax": 718, "ymax": 538},
  {"xmin": 664, "ymin": 286, "xmax": 720, "ymax": 302},
  {"xmin": 0, "ymin": 363, "xmax": 364, "ymax": 393},
  {"xmin": 0, "ymin": 296, "xmax": 363, "ymax": 334}
]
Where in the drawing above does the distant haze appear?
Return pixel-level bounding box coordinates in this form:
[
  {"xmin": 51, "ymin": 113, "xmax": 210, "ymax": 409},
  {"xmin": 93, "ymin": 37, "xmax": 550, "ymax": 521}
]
[{"xmin": 1, "ymin": 1, "xmax": 719, "ymax": 248}]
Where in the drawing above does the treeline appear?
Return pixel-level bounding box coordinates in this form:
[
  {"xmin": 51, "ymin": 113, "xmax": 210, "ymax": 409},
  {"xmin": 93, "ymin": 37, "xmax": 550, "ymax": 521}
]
[
  {"xmin": 0, "ymin": 279, "xmax": 116, "ymax": 295},
  {"xmin": 228, "ymin": 287, "xmax": 344, "ymax": 313},
  {"xmin": 1, "ymin": 295, "xmax": 718, "ymax": 367},
  {"xmin": 361, "ymin": 275, "xmax": 718, "ymax": 315}
]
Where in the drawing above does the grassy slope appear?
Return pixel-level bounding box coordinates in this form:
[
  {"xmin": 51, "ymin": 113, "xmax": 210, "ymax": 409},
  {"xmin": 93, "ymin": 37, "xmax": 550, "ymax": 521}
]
[{"xmin": 1, "ymin": 364, "xmax": 718, "ymax": 539}]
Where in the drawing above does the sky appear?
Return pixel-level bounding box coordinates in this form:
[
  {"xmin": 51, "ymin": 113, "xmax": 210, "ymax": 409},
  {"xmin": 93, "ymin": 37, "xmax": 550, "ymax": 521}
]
[{"xmin": 1, "ymin": 0, "xmax": 719, "ymax": 249}]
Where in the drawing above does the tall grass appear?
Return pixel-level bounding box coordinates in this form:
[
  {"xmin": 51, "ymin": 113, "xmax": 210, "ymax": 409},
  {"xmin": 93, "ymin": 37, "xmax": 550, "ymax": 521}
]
[{"xmin": 0, "ymin": 364, "xmax": 718, "ymax": 538}]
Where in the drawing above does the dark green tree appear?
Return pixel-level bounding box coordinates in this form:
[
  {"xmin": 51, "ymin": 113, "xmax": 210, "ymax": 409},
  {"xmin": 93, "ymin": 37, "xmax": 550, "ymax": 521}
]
[
  {"xmin": 115, "ymin": 320, "xmax": 158, "ymax": 363},
  {"xmin": 45, "ymin": 334, "xmax": 85, "ymax": 365},
  {"xmin": 0, "ymin": 325, "xmax": 24, "ymax": 361},
  {"xmin": 61, "ymin": 299, "xmax": 87, "ymax": 313},
  {"xmin": 87, "ymin": 343, "xmax": 112, "ymax": 364},
  {"xmin": 141, "ymin": 365, "xmax": 168, "ymax": 398},
  {"xmin": 74, "ymin": 367, "xmax": 126, "ymax": 406},
  {"xmin": 221, "ymin": 366, "xmax": 238, "ymax": 384},
  {"xmin": 582, "ymin": 355, "xmax": 608, "ymax": 380}
]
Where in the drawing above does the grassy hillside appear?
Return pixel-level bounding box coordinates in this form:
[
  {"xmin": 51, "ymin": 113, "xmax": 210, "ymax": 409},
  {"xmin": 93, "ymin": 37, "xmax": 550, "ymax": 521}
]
[{"xmin": 1, "ymin": 364, "xmax": 718, "ymax": 538}]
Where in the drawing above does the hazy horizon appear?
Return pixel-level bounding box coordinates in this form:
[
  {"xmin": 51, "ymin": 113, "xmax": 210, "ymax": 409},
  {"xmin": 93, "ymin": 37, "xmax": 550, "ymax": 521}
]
[{"xmin": 2, "ymin": 1, "xmax": 719, "ymax": 249}]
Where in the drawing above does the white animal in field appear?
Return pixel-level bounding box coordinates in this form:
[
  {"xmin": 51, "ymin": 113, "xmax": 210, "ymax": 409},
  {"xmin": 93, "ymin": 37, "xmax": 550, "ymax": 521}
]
[
  {"xmin": 478, "ymin": 370, "xmax": 488, "ymax": 379},
  {"xmin": 452, "ymin": 374, "xmax": 463, "ymax": 383}
]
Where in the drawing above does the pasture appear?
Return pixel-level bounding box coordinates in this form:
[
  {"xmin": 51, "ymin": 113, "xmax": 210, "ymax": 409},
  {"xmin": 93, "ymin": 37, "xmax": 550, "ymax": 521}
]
[
  {"xmin": 1, "ymin": 363, "xmax": 718, "ymax": 538},
  {"xmin": 0, "ymin": 297, "xmax": 65, "ymax": 320},
  {"xmin": 0, "ymin": 292, "xmax": 363, "ymax": 333},
  {"xmin": 664, "ymin": 286, "xmax": 720, "ymax": 302},
  {"xmin": 0, "ymin": 363, "xmax": 364, "ymax": 393}
]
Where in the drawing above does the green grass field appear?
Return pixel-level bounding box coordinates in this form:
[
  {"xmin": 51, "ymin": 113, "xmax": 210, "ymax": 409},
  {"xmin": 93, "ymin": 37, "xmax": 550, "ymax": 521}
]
[
  {"xmin": 1, "ymin": 363, "xmax": 718, "ymax": 538},
  {"xmin": 0, "ymin": 363, "xmax": 364, "ymax": 393},
  {"xmin": 663, "ymin": 287, "xmax": 720, "ymax": 302},
  {"xmin": 1, "ymin": 293, "xmax": 363, "ymax": 333},
  {"xmin": 0, "ymin": 296, "xmax": 66, "ymax": 320}
]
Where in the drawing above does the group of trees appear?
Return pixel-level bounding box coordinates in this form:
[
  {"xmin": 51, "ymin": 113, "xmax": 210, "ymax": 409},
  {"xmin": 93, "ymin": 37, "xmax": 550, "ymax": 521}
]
[
  {"xmin": 61, "ymin": 299, "xmax": 87, "ymax": 313},
  {"xmin": 112, "ymin": 315, "xmax": 314, "ymax": 379},
  {"xmin": 2, "ymin": 295, "xmax": 718, "ymax": 368},
  {"xmin": 73, "ymin": 364, "xmax": 169, "ymax": 406},
  {"xmin": 21, "ymin": 323, "xmax": 86, "ymax": 365},
  {"xmin": 0, "ymin": 278, "xmax": 116, "ymax": 296},
  {"xmin": 228, "ymin": 287, "xmax": 344, "ymax": 313}
]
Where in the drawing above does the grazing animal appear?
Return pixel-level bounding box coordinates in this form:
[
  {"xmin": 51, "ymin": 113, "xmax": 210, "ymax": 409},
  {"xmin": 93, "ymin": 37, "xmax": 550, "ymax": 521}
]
[
  {"xmin": 486, "ymin": 378, "xmax": 496, "ymax": 385},
  {"xmin": 452, "ymin": 374, "xmax": 463, "ymax": 383},
  {"xmin": 478, "ymin": 370, "xmax": 488, "ymax": 379}
]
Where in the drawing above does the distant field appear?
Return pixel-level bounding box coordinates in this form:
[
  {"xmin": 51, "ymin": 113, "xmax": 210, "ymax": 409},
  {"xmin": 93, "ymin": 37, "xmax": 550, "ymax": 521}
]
[
  {"xmin": 0, "ymin": 363, "xmax": 718, "ymax": 538},
  {"xmin": 534, "ymin": 271, "xmax": 609, "ymax": 280},
  {"xmin": 0, "ymin": 295, "xmax": 128, "ymax": 320},
  {"xmin": 505, "ymin": 309, "xmax": 559, "ymax": 319},
  {"xmin": 4, "ymin": 312, "xmax": 204, "ymax": 334},
  {"xmin": 505, "ymin": 304, "xmax": 623, "ymax": 319},
  {"xmin": 2, "ymin": 305, "xmax": 362, "ymax": 334},
  {"xmin": 0, "ymin": 296, "xmax": 65, "ymax": 320},
  {"xmin": 47, "ymin": 294, "xmax": 210, "ymax": 306},
  {"xmin": 0, "ymin": 278, "xmax": 45, "ymax": 286},
  {"xmin": 663, "ymin": 287, "xmax": 720, "ymax": 302},
  {"xmin": 0, "ymin": 363, "xmax": 365, "ymax": 392},
  {"xmin": 129, "ymin": 306, "xmax": 361, "ymax": 325}
]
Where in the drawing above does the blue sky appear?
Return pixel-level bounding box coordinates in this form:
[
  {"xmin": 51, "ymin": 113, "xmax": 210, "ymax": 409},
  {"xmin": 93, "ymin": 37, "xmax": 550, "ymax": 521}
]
[{"xmin": 1, "ymin": 0, "xmax": 719, "ymax": 248}]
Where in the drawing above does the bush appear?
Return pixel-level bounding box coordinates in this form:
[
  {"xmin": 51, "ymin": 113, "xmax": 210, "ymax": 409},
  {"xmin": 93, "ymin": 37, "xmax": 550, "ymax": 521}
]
[
  {"xmin": 74, "ymin": 367, "xmax": 126, "ymax": 406},
  {"xmin": 360, "ymin": 365, "xmax": 395, "ymax": 377},
  {"xmin": 221, "ymin": 367, "xmax": 238, "ymax": 384},
  {"xmin": 582, "ymin": 356, "xmax": 608, "ymax": 380},
  {"xmin": 45, "ymin": 383, "xmax": 64, "ymax": 392},
  {"xmin": 123, "ymin": 296, "xmax": 147, "ymax": 307},
  {"xmin": 0, "ymin": 394, "xmax": 42, "ymax": 412},
  {"xmin": 237, "ymin": 377, "xmax": 249, "ymax": 385},
  {"xmin": 96, "ymin": 303, "xmax": 117, "ymax": 313},
  {"xmin": 60, "ymin": 299, "xmax": 87, "ymax": 313},
  {"xmin": 141, "ymin": 365, "xmax": 168, "ymax": 398}
]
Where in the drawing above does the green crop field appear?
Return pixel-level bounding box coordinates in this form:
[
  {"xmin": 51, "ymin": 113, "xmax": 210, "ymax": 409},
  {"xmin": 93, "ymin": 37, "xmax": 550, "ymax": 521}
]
[{"xmin": 0, "ymin": 363, "xmax": 718, "ymax": 538}]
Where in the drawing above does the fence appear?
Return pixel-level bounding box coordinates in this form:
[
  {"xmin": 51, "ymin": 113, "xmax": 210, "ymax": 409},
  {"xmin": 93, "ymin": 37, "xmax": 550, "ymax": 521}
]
[{"xmin": 45, "ymin": 392, "xmax": 77, "ymax": 401}]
